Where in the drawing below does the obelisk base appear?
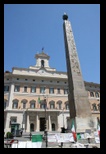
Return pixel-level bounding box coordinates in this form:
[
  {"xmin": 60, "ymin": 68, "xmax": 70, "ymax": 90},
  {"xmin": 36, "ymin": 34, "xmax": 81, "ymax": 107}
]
[{"xmin": 70, "ymin": 116, "xmax": 97, "ymax": 133}]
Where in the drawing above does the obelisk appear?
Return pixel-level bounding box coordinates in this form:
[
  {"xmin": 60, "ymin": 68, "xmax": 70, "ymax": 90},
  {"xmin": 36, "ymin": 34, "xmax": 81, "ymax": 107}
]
[{"xmin": 62, "ymin": 13, "xmax": 94, "ymax": 133}]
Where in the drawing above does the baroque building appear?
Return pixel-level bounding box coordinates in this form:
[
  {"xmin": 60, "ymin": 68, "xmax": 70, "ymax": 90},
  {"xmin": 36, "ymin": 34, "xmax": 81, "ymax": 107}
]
[{"xmin": 4, "ymin": 51, "xmax": 100, "ymax": 133}]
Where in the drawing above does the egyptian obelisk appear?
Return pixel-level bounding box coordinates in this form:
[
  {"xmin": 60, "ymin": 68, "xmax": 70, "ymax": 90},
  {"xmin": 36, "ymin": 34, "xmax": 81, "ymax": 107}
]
[{"xmin": 62, "ymin": 13, "xmax": 94, "ymax": 133}]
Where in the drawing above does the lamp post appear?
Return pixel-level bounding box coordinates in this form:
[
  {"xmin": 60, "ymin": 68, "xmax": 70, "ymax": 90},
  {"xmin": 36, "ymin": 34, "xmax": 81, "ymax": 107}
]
[
  {"xmin": 62, "ymin": 108, "xmax": 65, "ymax": 128},
  {"xmin": 22, "ymin": 110, "xmax": 25, "ymax": 130},
  {"xmin": 44, "ymin": 97, "xmax": 48, "ymax": 148}
]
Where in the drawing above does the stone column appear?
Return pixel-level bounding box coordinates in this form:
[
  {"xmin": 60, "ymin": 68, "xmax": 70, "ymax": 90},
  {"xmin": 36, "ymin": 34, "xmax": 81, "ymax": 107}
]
[
  {"xmin": 36, "ymin": 113, "xmax": 39, "ymax": 132},
  {"xmin": 5, "ymin": 113, "xmax": 11, "ymax": 133},
  {"xmin": 26, "ymin": 114, "xmax": 30, "ymax": 132},
  {"xmin": 8, "ymin": 83, "xmax": 14, "ymax": 109},
  {"xmin": 48, "ymin": 114, "xmax": 51, "ymax": 131},
  {"xmin": 57, "ymin": 113, "xmax": 60, "ymax": 131}
]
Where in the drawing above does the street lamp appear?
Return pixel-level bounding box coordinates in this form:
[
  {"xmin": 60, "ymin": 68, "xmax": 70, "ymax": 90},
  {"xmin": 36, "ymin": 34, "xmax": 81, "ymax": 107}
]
[
  {"xmin": 62, "ymin": 108, "xmax": 65, "ymax": 128},
  {"xmin": 22, "ymin": 109, "xmax": 25, "ymax": 130},
  {"xmin": 44, "ymin": 97, "xmax": 48, "ymax": 148}
]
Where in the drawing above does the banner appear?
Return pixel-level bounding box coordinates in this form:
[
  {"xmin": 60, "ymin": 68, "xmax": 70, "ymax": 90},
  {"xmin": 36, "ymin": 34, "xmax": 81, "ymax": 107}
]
[
  {"xmin": 55, "ymin": 133, "xmax": 74, "ymax": 143},
  {"xmin": 48, "ymin": 134, "xmax": 57, "ymax": 142}
]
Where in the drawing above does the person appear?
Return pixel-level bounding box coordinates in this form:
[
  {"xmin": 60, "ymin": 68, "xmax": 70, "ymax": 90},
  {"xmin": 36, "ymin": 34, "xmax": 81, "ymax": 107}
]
[{"xmin": 20, "ymin": 129, "xmax": 23, "ymax": 137}]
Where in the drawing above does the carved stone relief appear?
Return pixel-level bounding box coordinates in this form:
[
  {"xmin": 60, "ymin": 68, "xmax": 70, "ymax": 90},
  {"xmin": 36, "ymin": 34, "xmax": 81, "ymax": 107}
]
[{"xmin": 66, "ymin": 22, "xmax": 81, "ymax": 75}]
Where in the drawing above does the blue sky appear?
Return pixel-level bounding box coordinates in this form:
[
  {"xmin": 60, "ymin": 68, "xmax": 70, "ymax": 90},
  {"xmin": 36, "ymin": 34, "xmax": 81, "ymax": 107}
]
[{"xmin": 4, "ymin": 4, "xmax": 100, "ymax": 84}]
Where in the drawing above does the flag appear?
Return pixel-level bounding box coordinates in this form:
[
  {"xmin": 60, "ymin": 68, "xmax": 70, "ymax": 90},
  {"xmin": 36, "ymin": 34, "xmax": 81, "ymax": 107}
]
[
  {"xmin": 97, "ymin": 122, "xmax": 100, "ymax": 139},
  {"xmin": 71, "ymin": 119, "xmax": 77, "ymax": 141},
  {"xmin": 77, "ymin": 133, "xmax": 81, "ymax": 140},
  {"xmin": 38, "ymin": 97, "xmax": 41, "ymax": 104},
  {"xmin": 32, "ymin": 134, "xmax": 43, "ymax": 148}
]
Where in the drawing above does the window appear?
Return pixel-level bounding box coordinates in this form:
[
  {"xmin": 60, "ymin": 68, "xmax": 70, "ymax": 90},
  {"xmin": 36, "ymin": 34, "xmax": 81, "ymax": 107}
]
[
  {"xmin": 40, "ymin": 104, "xmax": 45, "ymax": 109},
  {"xmin": 25, "ymin": 79, "xmax": 28, "ymax": 81},
  {"xmin": 42, "ymin": 80, "xmax": 44, "ymax": 82},
  {"xmin": 66, "ymin": 104, "xmax": 69, "ymax": 110},
  {"xmin": 23, "ymin": 102, "xmax": 26, "ymax": 109},
  {"xmin": 30, "ymin": 102, "xmax": 35, "ymax": 109},
  {"xmin": 14, "ymin": 85, "xmax": 20, "ymax": 92},
  {"xmin": 4, "ymin": 85, "xmax": 9, "ymax": 92},
  {"xmin": 92, "ymin": 103, "xmax": 97, "ymax": 111},
  {"xmin": 57, "ymin": 88, "xmax": 60, "ymax": 94},
  {"xmin": 11, "ymin": 117, "xmax": 17, "ymax": 123},
  {"xmin": 97, "ymin": 103, "xmax": 100, "ymax": 111},
  {"xmin": 33, "ymin": 79, "xmax": 35, "ymax": 81},
  {"xmin": 50, "ymin": 104, "xmax": 55, "ymax": 109},
  {"xmin": 50, "ymin": 101, "xmax": 55, "ymax": 109},
  {"xmin": 41, "ymin": 60, "xmax": 44, "ymax": 67},
  {"xmin": 49, "ymin": 88, "xmax": 54, "ymax": 94},
  {"xmin": 95, "ymin": 92, "xmax": 99, "ymax": 98},
  {"xmin": 21, "ymin": 99, "xmax": 27, "ymax": 109},
  {"xmin": 58, "ymin": 103, "xmax": 61, "ymax": 109},
  {"xmin": 40, "ymin": 87, "xmax": 45, "ymax": 94},
  {"xmin": 12, "ymin": 102, "xmax": 18, "ymax": 109},
  {"xmin": 57, "ymin": 81, "xmax": 59, "ymax": 83},
  {"xmin": 31, "ymin": 87, "xmax": 36, "ymax": 93},
  {"xmin": 17, "ymin": 78, "xmax": 19, "ymax": 80},
  {"xmin": 90, "ymin": 92, "xmax": 94, "ymax": 97},
  {"xmin": 4, "ymin": 101, "xmax": 6, "ymax": 109},
  {"xmin": 24, "ymin": 86, "xmax": 27, "ymax": 92},
  {"xmin": 57, "ymin": 101, "xmax": 62, "ymax": 109},
  {"xmin": 64, "ymin": 89, "xmax": 68, "ymax": 94}
]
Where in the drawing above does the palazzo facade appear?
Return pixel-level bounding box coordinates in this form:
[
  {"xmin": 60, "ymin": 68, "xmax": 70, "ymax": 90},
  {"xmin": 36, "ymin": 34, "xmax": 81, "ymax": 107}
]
[{"xmin": 4, "ymin": 52, "xmax": 100, "ymax": 133}]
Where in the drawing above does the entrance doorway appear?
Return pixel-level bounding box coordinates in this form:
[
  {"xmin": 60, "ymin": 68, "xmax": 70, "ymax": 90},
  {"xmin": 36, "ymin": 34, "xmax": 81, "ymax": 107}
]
[
  {"xmin": 52, "ymin": 123, "xmax": 55, "ymax": 131},
  {"xmin": 30, "ymin": 123, "xmax": 34, "ymax": 132},
  {"xmin": 40, "ymin": 118, "xmax": 45, "ymax": 131}
]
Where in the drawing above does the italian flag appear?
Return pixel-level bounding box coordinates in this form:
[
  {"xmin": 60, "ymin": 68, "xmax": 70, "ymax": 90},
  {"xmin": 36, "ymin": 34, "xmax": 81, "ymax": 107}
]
[
  {"xmin": 38, "ymin": 97, "xmax": 41, "ymax": 104},
  {"xmin": 71, "ymin": 119, "xmax": 77, "ymax": 141},
  {"xmin": 32, "ymin": 134, "xmax": 43, "ymax": 148}
]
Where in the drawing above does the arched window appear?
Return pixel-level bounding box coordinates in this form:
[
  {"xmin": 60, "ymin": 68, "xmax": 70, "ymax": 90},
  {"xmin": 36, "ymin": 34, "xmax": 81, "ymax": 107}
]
[
  {"xmin": 30, "ymin": 100, "xmax": 36, "ymax": 109},
  {"xmin": 92, "ymin": 103, "xmax": 97, "ymax": 111},
  {"xmin": 40, "ymin": 100, "xmax": 46, "ymax": 109},
  {"xmin": 65, "ymin": 101, "xmax": 69, "ymax": 110},
  {"xmin": 21, "ymin": 99, "xmax": 27, "ymax": 109},
  {"xmin": 49, "ymin": 101, "xmax": 55, "ymax": 109},
  {"xmin": 41, "ymin": 60, "xmax": 44, "ymax": 67},
  {"xmin": 90, "ymin": 92, "xmax": 94, "ymax": 97},
  {"xmin": 66, "ymin": 104, "xmax": 69, "ymax": 110},
  {"xmin": 12, "ymin": 99, "xmax": 19, "ymax": 109},
  {"xmin": 95, "ymin": 92, "xmax": 99, "ymax": 98},
  {"xmin": 57, "ymin": 100, "xmax": 62, "ymax": 109}
]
